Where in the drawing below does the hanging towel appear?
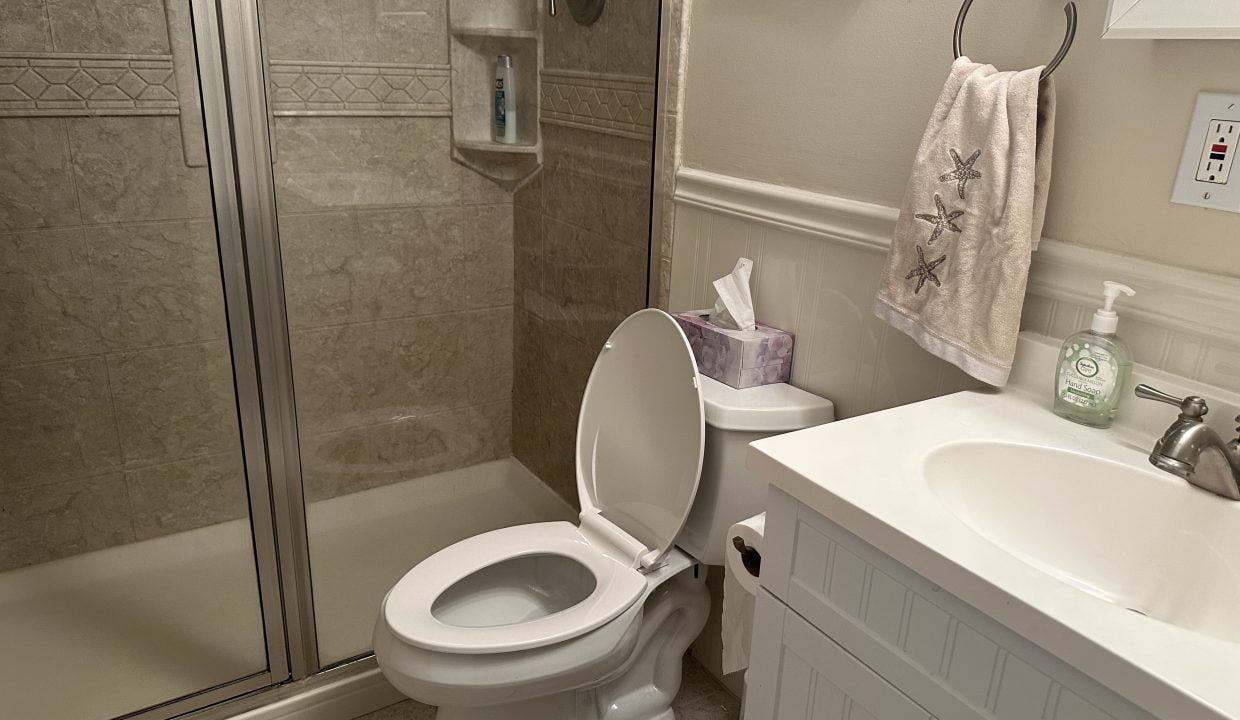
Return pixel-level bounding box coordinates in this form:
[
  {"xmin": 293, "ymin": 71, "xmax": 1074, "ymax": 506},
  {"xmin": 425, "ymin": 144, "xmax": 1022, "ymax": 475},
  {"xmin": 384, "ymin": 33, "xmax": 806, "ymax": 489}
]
[{"xmin": 874, "ymin": 57, "xmax": 1056, "ymax": 387}]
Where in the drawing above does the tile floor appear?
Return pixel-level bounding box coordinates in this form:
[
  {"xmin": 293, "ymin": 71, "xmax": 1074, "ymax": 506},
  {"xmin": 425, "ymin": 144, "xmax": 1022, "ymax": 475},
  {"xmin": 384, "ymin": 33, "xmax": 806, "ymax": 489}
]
[{"xmin": 356, "ymin": 655, "xmax": 741, "ymax": 720}]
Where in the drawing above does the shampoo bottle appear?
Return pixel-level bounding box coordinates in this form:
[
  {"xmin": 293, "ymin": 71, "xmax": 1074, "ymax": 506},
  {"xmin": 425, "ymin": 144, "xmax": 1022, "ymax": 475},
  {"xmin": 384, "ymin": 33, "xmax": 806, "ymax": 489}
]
[
  {"xmin": 1053, "ymin": 281, "xmax": 1136, "ymax": 428},
  {"xmin": 494, "ymin": 54, "xmax": 517, "ymax": 144}
]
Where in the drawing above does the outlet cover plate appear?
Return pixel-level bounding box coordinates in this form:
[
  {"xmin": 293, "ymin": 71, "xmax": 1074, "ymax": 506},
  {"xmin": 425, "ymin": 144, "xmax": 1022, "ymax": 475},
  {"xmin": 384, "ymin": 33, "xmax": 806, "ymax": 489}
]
[{"xmin": 1171, "ymin": 92, "xmax": 1240, "ymax": 213}]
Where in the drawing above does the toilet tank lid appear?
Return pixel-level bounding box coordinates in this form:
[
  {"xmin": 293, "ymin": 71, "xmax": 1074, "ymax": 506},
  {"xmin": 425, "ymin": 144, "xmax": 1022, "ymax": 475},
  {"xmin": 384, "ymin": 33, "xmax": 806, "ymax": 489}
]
[{"xmin": 700, "ymin": 376, "xmax": 835, "ymax": 432}]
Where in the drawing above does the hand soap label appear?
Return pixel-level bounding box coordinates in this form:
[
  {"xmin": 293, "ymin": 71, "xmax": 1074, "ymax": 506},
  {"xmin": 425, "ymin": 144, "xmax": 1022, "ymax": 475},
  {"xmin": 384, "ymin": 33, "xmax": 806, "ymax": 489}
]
[{"xmin": 1056, "ymin": 342, "xmax": 1117, "ymax": 409}]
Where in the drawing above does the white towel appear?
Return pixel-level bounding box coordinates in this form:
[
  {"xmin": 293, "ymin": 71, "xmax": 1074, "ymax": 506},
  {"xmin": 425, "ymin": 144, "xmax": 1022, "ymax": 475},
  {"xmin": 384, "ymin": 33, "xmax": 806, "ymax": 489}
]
[{"xmin": 875, "ymin": 57, "xmax": 1056, "ymax": 387}]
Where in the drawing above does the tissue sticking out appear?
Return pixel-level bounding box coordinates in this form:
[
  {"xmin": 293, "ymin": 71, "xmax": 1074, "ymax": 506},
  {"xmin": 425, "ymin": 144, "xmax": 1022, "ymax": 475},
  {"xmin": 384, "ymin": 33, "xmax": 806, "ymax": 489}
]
[{"xmin": 710, "ymin": 258, "xmax": 756, "ymax": 331}]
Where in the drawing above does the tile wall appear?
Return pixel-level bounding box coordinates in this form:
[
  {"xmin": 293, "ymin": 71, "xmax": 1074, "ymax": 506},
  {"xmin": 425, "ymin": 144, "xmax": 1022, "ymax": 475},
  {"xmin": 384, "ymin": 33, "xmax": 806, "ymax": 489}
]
[
  {"xmin": 512, "ymin": 1, "xmax": 660, "ymax": 504},
  {"xmin": 261, "ymin": 0, "xmax": 518, "ymax": 503},
  {"xmin": 0, "ymin": 1, "xmax": 247, "ymax": 572}
]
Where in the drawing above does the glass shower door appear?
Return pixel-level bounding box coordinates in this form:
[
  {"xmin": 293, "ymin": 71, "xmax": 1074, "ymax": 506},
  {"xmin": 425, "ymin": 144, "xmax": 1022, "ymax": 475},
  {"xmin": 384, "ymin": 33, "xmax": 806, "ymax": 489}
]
[{"xmin": 0, "ymin": 1, "xmax": 284, "ymax": 718}]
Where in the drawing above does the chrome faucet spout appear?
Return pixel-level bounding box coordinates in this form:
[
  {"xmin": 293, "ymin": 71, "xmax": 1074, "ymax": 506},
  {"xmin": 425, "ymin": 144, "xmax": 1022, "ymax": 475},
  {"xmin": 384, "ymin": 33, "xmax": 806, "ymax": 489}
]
[{"xmin": 1137, "ymin": 385, "xmax": 1240, "ymax": 500}]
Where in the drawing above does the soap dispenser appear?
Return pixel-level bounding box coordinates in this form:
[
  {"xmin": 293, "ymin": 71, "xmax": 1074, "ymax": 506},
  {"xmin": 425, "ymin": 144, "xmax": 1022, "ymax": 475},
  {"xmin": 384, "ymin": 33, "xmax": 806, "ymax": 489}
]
[{"xmin": 1053, "ymin": 281, "xmax": 1136, "ymax": 428}]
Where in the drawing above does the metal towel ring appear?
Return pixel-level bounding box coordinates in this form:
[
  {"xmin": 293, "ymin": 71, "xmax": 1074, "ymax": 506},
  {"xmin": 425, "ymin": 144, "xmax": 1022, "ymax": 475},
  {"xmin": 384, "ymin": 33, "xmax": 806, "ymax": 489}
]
[{"xmin": 953, "ymin": 0, "xmax": 1078, "ymax": 80}]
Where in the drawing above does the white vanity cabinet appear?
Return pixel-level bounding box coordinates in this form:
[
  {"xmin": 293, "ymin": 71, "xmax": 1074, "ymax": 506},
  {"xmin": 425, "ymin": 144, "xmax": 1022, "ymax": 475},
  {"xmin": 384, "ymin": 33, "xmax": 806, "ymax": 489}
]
[{"xmin": 744, "ymin": 488, "xmax": 1157, "ymax": 720}]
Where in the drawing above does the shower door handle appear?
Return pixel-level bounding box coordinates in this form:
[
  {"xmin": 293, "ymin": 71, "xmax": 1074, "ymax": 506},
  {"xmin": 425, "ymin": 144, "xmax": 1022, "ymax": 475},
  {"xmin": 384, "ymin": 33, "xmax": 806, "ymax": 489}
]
[{"xmin": 549, "ymin": 0, "xmax": 557, "ymax": 16}]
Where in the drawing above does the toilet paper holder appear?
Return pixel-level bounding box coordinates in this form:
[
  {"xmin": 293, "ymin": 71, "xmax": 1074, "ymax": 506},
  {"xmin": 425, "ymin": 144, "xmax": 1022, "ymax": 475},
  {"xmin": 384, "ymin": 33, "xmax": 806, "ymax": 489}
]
[{"xmin": 731, "ymin": 536, "xmax": 761, "ymax": 578}]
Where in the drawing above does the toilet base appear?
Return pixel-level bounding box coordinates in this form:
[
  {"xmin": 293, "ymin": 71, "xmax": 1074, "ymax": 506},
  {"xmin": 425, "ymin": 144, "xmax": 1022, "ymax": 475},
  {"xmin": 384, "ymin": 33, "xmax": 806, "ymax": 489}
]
[{"xmin": 432, "ymin": 569, "xmax": 710, "ymax": 720}]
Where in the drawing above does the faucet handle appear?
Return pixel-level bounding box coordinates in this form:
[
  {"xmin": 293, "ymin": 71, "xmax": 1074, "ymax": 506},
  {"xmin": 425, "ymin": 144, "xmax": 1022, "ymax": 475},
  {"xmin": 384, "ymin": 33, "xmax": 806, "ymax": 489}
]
[{"xmin": 1135, "ymin": 384, "xmax": 1209, "ymax": 420}]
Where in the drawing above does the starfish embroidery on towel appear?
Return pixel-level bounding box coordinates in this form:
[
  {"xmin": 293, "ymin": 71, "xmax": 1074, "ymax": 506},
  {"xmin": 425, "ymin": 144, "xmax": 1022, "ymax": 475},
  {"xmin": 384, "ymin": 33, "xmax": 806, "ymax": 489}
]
[
  {"xmin": 939, "ymin": 148, "xmax": 982, "ymax": 199},
  {"xmin": 914, "ymin": 193, "xmax": 964, "ymax": 245},
  {"xmin": 906, "ymin": 245, "xmax": 947, "ymax": 294}
]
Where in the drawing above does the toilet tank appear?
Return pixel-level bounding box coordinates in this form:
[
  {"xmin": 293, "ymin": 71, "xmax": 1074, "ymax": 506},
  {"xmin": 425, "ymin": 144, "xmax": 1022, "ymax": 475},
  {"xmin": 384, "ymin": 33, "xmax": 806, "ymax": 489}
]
[{"xmin": 676, "ymin": 377, "xmax": 835, "ymax": 565}]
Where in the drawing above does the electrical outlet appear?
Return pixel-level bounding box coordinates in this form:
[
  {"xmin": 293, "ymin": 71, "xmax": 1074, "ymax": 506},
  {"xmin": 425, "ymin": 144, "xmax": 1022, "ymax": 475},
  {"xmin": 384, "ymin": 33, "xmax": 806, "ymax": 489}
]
[
  {"xmin": 1171, "ymin": 92, "xmax": 1240, "ymax": 214},
  {"xmin": 1195, "ymin": 118, "xmax": 1238, "ymax": 184}
]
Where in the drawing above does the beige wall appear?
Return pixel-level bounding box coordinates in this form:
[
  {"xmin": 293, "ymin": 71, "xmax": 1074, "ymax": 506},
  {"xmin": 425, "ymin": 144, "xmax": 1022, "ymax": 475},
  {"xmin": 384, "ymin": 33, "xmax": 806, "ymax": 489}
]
[{"xmin": 680, "ymin": 0, "xmax": 1240, "ymax": 278}]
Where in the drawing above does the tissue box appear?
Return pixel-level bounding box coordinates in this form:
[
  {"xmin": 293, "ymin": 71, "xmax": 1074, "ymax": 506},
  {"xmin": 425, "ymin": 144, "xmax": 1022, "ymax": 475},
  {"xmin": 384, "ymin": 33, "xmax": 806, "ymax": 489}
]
[{"xmin": 673, "ymin": 311, "xmax": 794, "ymax": 389}]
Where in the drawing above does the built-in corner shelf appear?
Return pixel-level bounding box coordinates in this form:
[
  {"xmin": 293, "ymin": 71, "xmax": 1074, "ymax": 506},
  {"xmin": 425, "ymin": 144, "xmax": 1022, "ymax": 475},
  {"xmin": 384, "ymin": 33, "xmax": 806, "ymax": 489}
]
[
  {"xmin": 455, "ymin": 138, "xmax": 540, "ymax": 155},
  {"xmin": 447, "ymin": 0, "xmax": 543, "ymax": 188}
]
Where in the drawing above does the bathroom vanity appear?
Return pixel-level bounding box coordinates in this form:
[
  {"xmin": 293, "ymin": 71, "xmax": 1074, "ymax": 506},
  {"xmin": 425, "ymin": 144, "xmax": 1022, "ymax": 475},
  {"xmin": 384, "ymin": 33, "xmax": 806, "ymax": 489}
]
[{"xmin": 743, "ymin": 336, "xmax": 1240, "ymax": 720}]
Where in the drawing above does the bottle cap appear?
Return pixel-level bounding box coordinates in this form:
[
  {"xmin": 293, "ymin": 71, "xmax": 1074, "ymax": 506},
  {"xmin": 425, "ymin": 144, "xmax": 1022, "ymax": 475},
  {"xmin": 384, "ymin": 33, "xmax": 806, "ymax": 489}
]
[{"xmin": 1091, "ymin": 280, "xmax": 1136, "ymax": 335}]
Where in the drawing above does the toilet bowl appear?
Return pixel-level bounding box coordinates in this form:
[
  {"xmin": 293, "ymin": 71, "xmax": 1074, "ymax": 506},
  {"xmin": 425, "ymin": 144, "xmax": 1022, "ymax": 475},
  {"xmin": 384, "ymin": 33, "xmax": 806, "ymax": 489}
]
[{"xmin": 374, "ymin": 309, "xmax": 834, "ymax": 720}]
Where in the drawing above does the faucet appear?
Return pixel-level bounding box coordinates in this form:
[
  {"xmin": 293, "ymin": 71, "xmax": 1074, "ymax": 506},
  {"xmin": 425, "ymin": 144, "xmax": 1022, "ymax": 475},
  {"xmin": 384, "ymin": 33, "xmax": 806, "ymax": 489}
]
[{"xmin": 1135, "ymin": 384, "xmax": 1240, "ymax": 500}]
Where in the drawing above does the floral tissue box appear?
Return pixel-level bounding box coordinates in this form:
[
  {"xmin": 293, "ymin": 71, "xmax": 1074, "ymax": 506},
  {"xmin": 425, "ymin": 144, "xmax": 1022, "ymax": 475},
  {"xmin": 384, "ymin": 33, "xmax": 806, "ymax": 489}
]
[{"xmin": 672, "ymin": 311, "xmax": 794, "ymax": 389}]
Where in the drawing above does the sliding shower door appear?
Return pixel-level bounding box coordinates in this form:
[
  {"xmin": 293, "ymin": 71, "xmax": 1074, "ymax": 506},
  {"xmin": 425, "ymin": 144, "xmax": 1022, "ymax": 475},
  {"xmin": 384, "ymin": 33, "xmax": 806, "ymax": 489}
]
[{"xmin": 0, "ymin": 1, "xmax": 286, "ymax": 718}]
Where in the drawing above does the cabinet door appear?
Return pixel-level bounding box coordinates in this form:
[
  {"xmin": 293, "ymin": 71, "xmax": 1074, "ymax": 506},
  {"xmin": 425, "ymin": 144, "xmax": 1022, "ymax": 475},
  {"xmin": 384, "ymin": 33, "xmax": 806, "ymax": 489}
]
[{"xmin": 746, "ymin": 590, "xmax": 933, "ymax": 720}]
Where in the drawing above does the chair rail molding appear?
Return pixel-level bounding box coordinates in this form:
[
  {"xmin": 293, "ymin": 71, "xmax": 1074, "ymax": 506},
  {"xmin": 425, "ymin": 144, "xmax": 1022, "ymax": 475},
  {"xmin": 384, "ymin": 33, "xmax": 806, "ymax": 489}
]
[{"xmin": 670, "ymin": 167, "xmax": 1240, "ymax": 399}]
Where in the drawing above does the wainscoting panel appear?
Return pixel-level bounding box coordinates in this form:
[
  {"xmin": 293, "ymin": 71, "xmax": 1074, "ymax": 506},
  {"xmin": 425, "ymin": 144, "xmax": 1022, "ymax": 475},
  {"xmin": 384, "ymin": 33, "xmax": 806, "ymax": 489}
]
[{"xmin": 669, "ymin": 169, "xmax": 1240, "ymax": 418}]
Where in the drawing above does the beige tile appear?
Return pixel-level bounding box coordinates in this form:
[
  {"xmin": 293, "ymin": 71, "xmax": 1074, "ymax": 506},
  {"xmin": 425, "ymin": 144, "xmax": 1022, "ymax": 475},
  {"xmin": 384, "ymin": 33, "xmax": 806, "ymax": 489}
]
[
  {"xmin": 341, "ymin": 0, "xmax": 448, "ymax": 65},
  {"xmin": 279, "ymin": 211, "xmax": 365, "ymax": 328},
  {"xmin": 67, "ymin": 116, "xmax": 212, "ymax": 224},
  {"xmin": 0, "ymin": 228, "xmax": 103, "ymax": 366},
  {"xmin": 514, "ymin": 168, "xmax": 542, "ymax": 212},
  {"xmin": 0, "ymin": 118, "xmax": 80, "ymax": 231},
  {"xmin": 0, "ymin": 358, "xmax": 122, "ymax": 488},
  {"xmin": 541, "ymin": 126, "xmax": 654, "ymax": 250},
  {"xmin": 353, "ymin": 700, "xmax": 437, "ymax": 720},
  {"xmin": 283, "ymin": 204, "xmax": 512, "ymax": 330},
  {"xmin": 370, "ymin": 400, "xmax": 511, "ymax": 484},
  {"xmin": 0, "ymin": 473, "xmax": 134, "ymax": 571},
  {"xmin": 125, "ymin": 450, "xmax": 249, "ymax": 540},
  {"xmin": 46, "ymin": 0, "xmax": 170, "ymax": 54},
  {"xmin": 512, "ymin": 309, "xmax": 590, "ymax": 506},
  {"xmin": 272, "ymin": 117, "xmax": 510, "ymax": 213},
  {"xmin": 513, "ymin": 204, "xmax": 542, "ymax": 307},
  {"xmin": 300, "ymin": 425, "xmax": 381, "ymax": 503},
  {"xmin": 290, "ymin": 308, "xmax": 512, "ymax": 436},
  {"xmin": 0, "ymin": 0, "xmax": 53, "ymax": 51},
  {"xmin": 86, "ymin": 220, "xmax": 229, "ymax": 350},
  {"xmin": 261, "ymin": 0, "xmax": 342, "ymax": 62},
  {"xmin": 107, "ymin": 341, "xmax": 241, "ymax": 467}
]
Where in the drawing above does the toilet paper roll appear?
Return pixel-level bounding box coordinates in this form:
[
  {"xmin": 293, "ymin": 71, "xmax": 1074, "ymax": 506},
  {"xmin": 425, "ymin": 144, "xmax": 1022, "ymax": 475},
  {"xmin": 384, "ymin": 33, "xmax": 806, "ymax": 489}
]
[
  {"xmin": 722, "ymin": 512, "xmax": 765, "ymax": 675},
  {"xmin": 725, "ymin": 513, "xmax": 765, "ymax": 596}
]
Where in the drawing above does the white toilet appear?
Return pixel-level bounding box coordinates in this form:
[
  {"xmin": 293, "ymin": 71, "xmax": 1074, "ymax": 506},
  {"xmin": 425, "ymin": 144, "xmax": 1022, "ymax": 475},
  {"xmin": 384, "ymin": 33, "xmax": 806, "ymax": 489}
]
[{"xmin": 374, "ymin": 309, "xmax": 834, "ymax": 720}]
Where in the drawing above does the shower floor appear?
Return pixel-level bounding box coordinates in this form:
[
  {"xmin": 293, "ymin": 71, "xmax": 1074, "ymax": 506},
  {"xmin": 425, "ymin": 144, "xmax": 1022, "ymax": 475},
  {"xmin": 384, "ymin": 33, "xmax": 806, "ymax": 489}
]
[{"xmin": 0, "ymin": 458, "xmax": 575, "ymax": 720}]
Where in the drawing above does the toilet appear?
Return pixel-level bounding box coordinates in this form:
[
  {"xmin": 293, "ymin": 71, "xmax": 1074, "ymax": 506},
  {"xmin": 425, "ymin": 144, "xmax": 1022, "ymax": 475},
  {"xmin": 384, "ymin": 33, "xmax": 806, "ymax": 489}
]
[{"xmin": 374, "ymin": 309, "xmax": 834, "ymax": 720}]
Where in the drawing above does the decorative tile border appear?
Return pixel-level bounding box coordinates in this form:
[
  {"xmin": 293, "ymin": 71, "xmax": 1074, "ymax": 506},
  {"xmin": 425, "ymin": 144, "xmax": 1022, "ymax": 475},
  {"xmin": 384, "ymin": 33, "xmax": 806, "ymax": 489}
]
[
  {"xmin": 269, "ymin": 61, "xmax": 452, "ymax": 117},
  {"xmin": 540, "ymin": 69, "xmax": 656, "ymax": 140},
  {"xmin": 0, "ymin": 53, "xmax": 178, "ymax": 117}
]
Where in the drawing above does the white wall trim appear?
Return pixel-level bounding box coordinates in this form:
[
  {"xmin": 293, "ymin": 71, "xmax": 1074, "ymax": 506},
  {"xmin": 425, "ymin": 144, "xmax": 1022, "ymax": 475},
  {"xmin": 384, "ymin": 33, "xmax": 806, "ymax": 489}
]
[
  {"xmin": 674, "ymin": 167, "xmax": 1240, "ymax": 340},
  {"xmin": 227, "ymin": 668, "xmax": 403, "ymax": 720}
]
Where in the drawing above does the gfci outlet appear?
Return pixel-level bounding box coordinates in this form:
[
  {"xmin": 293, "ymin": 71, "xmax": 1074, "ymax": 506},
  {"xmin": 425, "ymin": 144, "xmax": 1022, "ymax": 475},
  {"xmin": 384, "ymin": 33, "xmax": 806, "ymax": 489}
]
[
  {"xmin": 1196, "ymin": 118, "xmax": 1238, "ymax": 184},
  {"xmin": 1172, "ymin": 92, "xmax": 1240, "ymax": 213}
]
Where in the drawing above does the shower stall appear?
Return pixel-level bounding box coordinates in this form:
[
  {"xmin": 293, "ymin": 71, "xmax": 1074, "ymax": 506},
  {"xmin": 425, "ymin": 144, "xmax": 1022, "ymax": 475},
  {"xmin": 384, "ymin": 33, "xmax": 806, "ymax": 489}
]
[{"xmin": 0, "ymin": 0, "xmax": 665, "ymax": 718}]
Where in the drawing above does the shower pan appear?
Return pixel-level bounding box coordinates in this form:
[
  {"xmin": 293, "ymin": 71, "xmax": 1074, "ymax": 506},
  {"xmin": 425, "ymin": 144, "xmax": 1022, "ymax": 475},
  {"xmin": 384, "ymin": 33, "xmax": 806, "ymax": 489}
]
[{"xmin": 0, "ymin": 0, "xmax": 664, "ymax": 718}]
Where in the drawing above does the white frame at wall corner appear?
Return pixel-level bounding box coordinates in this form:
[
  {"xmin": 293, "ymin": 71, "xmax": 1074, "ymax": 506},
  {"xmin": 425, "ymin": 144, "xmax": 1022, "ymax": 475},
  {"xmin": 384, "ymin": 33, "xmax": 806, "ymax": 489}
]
[
  {"xmin": 1103, "ymin": 0, "xmax": 1240, "ymax": 39},
  {"xmin": 672, "ymin": 167, "xmax": 1240, "ymax": 343}
]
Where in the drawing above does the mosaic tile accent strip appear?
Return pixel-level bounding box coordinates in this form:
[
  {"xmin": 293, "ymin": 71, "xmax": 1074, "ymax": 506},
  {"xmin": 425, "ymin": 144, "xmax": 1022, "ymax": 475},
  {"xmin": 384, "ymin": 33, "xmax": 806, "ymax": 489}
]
[
  {"xmin": 0, "ymin": 53, "xmax": 178, "ymax": 117},
  {"xmin": 541, "ymin": 69, "xmax": 656, "ymax": 140},
  {"xmin": 269, "ymin": 61, "xmax": 452, "ymax": 117}
]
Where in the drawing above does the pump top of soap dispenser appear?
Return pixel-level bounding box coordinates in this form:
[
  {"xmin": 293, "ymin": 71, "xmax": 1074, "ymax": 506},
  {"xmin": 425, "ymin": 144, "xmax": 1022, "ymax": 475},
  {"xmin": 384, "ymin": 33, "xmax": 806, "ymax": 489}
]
[{"xmin": 1090, "ymin": 281, "xmax": 1136, "ymax": 335}]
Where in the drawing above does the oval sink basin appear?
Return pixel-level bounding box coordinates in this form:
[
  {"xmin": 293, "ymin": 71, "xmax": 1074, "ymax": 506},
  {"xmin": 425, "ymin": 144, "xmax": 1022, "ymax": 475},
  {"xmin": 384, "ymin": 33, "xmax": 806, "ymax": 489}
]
[{"xmin": 924, "ymin": 441, "xmax": 1240, "ymax": 644}]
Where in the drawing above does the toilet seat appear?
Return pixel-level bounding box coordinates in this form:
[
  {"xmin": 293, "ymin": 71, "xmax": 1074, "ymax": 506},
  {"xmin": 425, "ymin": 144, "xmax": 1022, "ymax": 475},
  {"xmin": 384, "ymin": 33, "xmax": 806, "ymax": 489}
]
[{"xmin": 383, "ymin": 522, "xmax": 648, "ymax": 654}]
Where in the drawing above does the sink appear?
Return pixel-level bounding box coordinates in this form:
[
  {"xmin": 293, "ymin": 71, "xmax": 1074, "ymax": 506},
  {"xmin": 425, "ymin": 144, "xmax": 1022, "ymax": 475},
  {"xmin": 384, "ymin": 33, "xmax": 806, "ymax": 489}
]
[{"xmin": 924, "ymin": 441, "xmax": 1240, "ymax": 643}]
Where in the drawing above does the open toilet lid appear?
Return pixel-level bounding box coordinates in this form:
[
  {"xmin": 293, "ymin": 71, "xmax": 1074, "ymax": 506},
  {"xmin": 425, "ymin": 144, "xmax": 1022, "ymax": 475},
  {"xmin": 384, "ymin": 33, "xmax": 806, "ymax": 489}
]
[{"xmin": 576, "ymin": 309, "xmax": 705, "ymax": 562}]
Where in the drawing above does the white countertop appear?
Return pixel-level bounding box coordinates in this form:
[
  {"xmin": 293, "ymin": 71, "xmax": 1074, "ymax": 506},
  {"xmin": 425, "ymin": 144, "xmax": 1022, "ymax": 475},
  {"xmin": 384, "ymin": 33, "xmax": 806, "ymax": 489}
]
[{"xmin": 747, "ymin": 335, "xmax": 1240, "ymax": 720}]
